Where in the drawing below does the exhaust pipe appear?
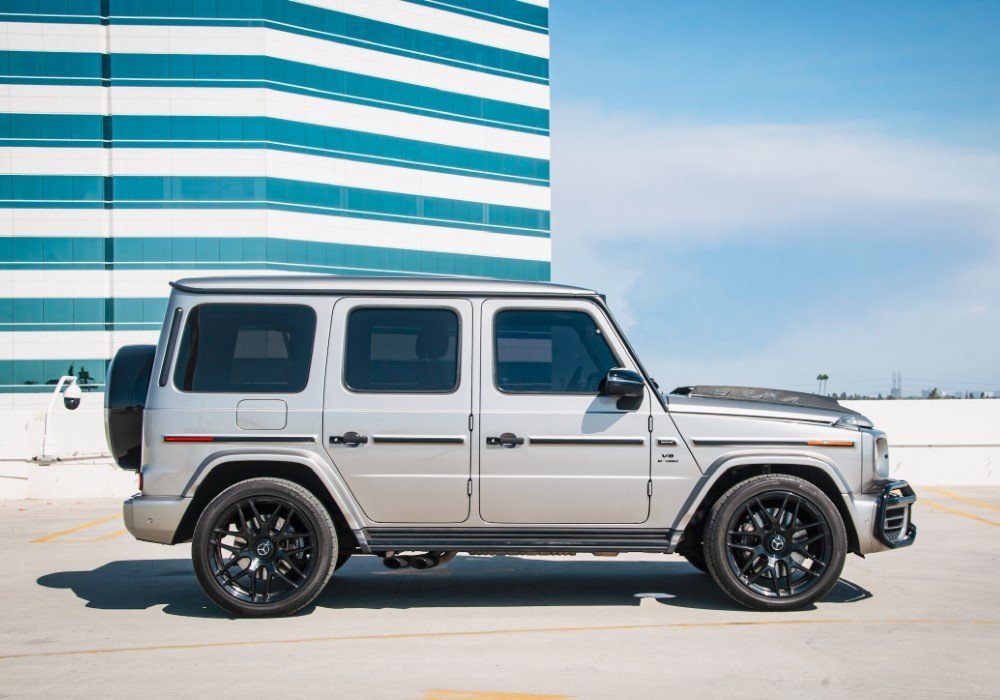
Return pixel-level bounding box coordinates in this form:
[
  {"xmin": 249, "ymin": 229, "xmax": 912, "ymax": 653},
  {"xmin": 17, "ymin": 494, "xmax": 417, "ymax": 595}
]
[
  {"xmin": 382, "ymin": 555, "xmax": 409, "ymax": 569},
  {"xmin": 383, "ymin": 551, "xmax": 458, "ymax": 570},
  {"xmin": 408, "ymin": 553, "xmax": 437, "ymax": 569},
  {"xmin": 409, "ymin": 551, "xmax": 458, "ymax": 570}
]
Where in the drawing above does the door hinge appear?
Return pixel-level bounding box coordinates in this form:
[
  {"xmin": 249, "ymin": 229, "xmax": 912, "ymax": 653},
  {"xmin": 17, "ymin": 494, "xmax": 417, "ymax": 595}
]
[
  {"xmin": 467, "ymin": 479, "xmax": 473, "ymax": 496},
  {"xmin": 647, "ymin": 480, "xmax": 653, "ymax": 497},
  {"xmin": 468, "ymin": 414, "xmax": 474, "ymax": 431},
  {"xmin": 648, "ymin": 415, "xmax": 653, "ymax": 432}
]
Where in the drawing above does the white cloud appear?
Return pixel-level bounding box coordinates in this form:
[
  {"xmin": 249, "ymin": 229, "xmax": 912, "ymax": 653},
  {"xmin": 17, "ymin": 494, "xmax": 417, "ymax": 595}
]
[
  {"xmin": 550, "ymin": 102, "xmax": 1000, "ymax": 393},
  {"xmin": 552, "ymin": 102, "xmax": 1000, "ymax": 244}
]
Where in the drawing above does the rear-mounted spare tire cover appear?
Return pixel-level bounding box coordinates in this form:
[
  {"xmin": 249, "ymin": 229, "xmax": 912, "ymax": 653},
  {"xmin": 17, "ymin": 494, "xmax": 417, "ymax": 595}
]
[{"xmin": 105, "ymin": 345, "xmax": 156, "ymax": 470}]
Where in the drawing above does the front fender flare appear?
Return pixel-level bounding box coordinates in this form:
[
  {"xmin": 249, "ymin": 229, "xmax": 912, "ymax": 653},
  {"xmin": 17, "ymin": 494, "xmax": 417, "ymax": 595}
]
[{"xmin": 670, "ymin": 450, "xmax": 852, "ymax": 534}]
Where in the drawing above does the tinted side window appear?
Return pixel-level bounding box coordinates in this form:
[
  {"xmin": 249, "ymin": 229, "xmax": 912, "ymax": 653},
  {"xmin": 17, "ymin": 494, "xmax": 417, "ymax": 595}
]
[
  {"xmin": 174, "ymin": 304, "xmax": 316, "ymax": 393},
  {"xmin": 495, "ymin": 309, "xmax": 618, "ymax": 393},
  {"xmin": 345, "ymin": 308, "xmax": 459, "ymax": 393}
]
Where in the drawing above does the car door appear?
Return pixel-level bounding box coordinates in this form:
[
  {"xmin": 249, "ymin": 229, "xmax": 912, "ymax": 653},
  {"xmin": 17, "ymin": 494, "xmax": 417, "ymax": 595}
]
[
  {"xmin": 323, "ymin": 297, "xmax": 473, "ymax": 523},
  {"xmin": 478, "ymin": 299, "xmax": 652, "ymax": 524}
]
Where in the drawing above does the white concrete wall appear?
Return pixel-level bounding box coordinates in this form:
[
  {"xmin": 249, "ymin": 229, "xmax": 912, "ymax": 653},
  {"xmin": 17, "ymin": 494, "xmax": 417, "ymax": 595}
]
[
  {"xmin": 843, "ymin": 399, "xmax": 999, "ymax": 485},
  {"xmin": 0, "ymin": 392, "xmax": 137, "ymax": 499},
  {"xmin": 1, "ymin": 396, "xmax": 996, "ymax": 499}
]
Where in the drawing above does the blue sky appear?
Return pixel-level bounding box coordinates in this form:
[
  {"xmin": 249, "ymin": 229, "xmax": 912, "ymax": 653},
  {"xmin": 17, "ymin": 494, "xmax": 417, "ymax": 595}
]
[{"xmin": 549, "ymin": 0, "xmax": 1000, "ymax": 397}]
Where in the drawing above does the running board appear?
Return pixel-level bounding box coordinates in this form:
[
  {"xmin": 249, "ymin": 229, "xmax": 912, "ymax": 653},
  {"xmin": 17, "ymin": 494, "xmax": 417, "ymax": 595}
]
[{"xmin": 361, "ymin": 528, "xmax": 677, "ymax": 554}]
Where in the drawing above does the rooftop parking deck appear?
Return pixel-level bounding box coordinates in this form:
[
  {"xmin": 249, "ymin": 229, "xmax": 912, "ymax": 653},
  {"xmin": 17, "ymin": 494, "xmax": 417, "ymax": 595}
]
[{"xmin": 1, "ymin": 486, "xmax": 998, "ymax": 698}]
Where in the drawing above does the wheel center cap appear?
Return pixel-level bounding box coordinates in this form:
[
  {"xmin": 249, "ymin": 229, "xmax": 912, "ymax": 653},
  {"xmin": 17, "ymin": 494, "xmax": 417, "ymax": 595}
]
[
  {"xmin": 768, "ymin": 534, "xmax": 787, "ymax": 553},
  {"xmin": 255, "ymin": 539, "xmax": 275, "ymax": 559}
]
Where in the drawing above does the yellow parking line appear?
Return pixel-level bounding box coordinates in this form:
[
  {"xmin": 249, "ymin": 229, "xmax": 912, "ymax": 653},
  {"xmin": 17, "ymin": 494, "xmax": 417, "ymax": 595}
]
[
  {"xmin": 31, "ymin": 514, "xmax": 120, "ymax": 543},
  {"xmin": 0, "ymin": 618, "xmax": 996, "ymax": 662},
  {"xmin": 921, "ymin": 498, "xmax": 1000, "ymax": 527},
  {"xmin": 923, "ymin": 486, "xmax": 1000, "ymax": 513}
]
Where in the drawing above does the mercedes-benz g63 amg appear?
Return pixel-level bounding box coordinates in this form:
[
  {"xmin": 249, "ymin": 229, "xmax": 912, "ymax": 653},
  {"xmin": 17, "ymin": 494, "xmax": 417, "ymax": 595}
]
[{"xmin": 105, "ymin": 276, "xmax": 916, "ymax": 616}]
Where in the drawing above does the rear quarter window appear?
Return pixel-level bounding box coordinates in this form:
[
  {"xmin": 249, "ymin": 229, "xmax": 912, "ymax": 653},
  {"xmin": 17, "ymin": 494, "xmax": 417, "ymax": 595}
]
[{"xmin": 173, "ymin": 304, "xmax": 316, "ymax": 393}]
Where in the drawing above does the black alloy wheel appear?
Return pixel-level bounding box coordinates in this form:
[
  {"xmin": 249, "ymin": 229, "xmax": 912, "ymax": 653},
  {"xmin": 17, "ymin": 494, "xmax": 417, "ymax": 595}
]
[
  {"xmin": 704, "ymin": 474, "xmax": 847, "ymax": 610},
  {"xmin": 193, "ymin": 478, "xmax": 337, "ymax": 617}
]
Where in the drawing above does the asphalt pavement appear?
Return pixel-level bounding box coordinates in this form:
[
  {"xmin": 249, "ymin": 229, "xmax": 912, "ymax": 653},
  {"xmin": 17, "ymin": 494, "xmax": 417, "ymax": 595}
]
[{"xmin": 1, "ymin": 486, "xmax": 997, "ymax": 699}]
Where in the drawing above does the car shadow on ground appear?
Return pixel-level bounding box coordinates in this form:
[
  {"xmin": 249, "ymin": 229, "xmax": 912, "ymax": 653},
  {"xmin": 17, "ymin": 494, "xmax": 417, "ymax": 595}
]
[{"xmin": 37, "ymin": 555, "xmax": 872, "ymax": 619}]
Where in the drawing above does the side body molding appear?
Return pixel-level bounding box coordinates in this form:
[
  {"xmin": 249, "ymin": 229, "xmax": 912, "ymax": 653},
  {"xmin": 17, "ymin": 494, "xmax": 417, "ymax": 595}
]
[
  {"xmin": 669, "ymin": 451, "xmax": 852, "ymax": 534},
  {"xmin": 181, "ymin": 448, "xmax": 368, "ymax": 531}
]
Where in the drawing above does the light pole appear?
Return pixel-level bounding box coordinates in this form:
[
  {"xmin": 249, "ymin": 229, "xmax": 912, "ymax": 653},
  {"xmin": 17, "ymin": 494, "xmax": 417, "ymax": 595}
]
[{"xmin": 37, "ymin": 375, "xmax": 83, "ymax": 463}]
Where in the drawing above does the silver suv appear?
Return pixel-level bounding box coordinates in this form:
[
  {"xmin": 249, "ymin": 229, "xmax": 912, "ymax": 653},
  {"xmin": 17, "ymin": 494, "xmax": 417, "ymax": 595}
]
[{"xmin": 105, "ymin": 276, "xmax": 916, "ymax": 617}]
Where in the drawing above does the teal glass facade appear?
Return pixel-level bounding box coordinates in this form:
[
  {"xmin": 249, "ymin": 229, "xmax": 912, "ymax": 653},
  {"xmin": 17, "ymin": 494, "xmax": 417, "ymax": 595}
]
[{"xmin": 0, "ymin": 0, "xmax": 551, "ymax": 392}]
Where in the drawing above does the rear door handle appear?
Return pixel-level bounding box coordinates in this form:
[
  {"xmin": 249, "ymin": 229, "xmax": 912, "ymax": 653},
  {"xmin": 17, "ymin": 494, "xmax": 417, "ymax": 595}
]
[
  {"xmin": 329, "ymin": 431, "xmax": 368, "ymax": 447},
  {"xmin": 486, "ymin": 433, "xmax": 524, "ymax": 448}
]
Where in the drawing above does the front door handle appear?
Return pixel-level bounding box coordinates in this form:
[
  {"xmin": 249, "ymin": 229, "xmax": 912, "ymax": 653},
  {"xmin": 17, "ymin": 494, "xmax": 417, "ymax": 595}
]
[
  {"xmin": 329, "ymin": 431, "xmax": 368, "ymax": 447},
  {"xmin": 486, "ymin": 433, "xmax": 524, "ymax": 448}
]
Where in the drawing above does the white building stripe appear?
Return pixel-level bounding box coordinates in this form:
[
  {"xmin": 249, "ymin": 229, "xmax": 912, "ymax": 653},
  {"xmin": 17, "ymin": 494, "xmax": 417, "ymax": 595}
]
[
  {"xmin": 2, "ymin": 330, "xmax": 159, "ymax": 361},
  {"xmin": 1, "ymin": 147, "xmax": 110, "ymax": 176},
  {"xmin": 0, "ymin": 5, "xmax": 548, "ymax": 59},
  {"xmin": 2, "ymin": 146, "xmax": 549, "ymax": 209},
  {"xmin": 0, "ymin": 19, "xmax": 105, "ymax": 53},
  {"xmin": 517, "ymin": 0, "xmax": 549, "ymax": 8},
  {"xmin": 260, "ymin": 208, "xmax": 551, "ymax": 260},
  {"xmin": 294, "ymin": 0, "xmax": 548, "ymax": 58},
  {"xmin": 1, "ymin": 208, "xmax": 110, "ymax": 238},
  {"xmin": 0, "ymin": 207, "xmax": 551, "ymax": 258},
  {"xmin": 114, "ymin": 24, "xmax": 547, "ymax": 104},
  {"xmin": 1, "ymin": 269, "xmax": 276, "ymax": 300},
  {"xmin": 2, "ymin": 22, "xmax": 548, "ymax": 107},
  {"xmin": 0, "ymin": 84, "xmax": 108, "ymax": 116},
  {"xmin": 1, "ymin": 85, "xmax": 551, "ymax": 160},
  {"xmin": 0, "ymin": 247, "xmax": 543, "ymax": 302}
]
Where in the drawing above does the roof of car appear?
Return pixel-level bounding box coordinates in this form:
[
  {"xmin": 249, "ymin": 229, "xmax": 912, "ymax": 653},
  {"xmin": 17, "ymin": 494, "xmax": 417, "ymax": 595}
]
[{"xmin": 171, "ymin": 275, "xmax": 599, "ymax": 297}]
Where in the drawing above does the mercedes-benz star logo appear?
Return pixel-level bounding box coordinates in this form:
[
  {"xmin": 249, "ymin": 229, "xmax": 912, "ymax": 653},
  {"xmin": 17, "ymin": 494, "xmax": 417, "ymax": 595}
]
[
  {"xmin": 255, "ymin": 541, "xmax": 273, "ymax": 558},
  {"xmin": 770, "ymin": 535, "xmax": 786, "ymax": 552}
]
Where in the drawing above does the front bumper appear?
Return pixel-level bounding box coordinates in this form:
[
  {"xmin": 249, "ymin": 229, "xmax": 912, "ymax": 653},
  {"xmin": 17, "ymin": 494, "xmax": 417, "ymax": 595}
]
[
  {"xmin": 874, "ymin": 480, "xmax": 917, "ymax": 549},
  {"xmin": 123, "ymin": 495, "xmax": 191, "ymax": 544},
  {"xmin": 842, "ymin": 479, "xmax": 917, "ymax": 554}
]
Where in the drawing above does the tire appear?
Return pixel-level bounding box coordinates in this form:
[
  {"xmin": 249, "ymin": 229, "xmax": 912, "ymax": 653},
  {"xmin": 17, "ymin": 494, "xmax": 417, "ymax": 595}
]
[
  {"xmin": 704, "ymin": 474, "xmax": 847, "ymax": 611},
  {"xmin": 192, "ymin": 477, "xmax": 337, "ymax": 617}
]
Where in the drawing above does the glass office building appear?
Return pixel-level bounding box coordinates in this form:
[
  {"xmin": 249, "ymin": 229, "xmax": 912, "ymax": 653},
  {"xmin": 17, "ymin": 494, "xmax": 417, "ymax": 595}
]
[{"xmin": 0, "ymin": 0, "xmax": 550, "ymax": 404}]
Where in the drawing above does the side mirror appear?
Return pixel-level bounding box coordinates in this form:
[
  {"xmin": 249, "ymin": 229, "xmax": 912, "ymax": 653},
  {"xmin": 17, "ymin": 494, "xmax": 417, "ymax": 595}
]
[
  {"xmin": 63, "ymin": 383, "xmax": 82, "ymax": 411},
  {"xmin": 599, "ymin": 368, "xmax": 645, "ymax": 409}
]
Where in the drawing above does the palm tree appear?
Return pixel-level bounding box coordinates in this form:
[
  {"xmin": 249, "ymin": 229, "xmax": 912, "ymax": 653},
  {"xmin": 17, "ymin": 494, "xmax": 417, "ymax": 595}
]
[{"xmin": 816, "ymin": 373, "xmax": 829, "ymax": 394}]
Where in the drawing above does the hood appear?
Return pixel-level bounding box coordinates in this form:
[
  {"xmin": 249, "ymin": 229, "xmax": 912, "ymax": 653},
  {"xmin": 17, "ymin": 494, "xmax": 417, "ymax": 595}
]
[{"xmin": 668, "ymin": 385, "xmax": 873, "ymax": 428}]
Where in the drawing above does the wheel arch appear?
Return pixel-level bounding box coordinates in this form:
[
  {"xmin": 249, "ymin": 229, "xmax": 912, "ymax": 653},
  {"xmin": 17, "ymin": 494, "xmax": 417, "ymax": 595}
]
[
  {"xmin": 672, "ymin": 455, "xmax": 862, "ymax": 556},
  {"xmin": 173, "ymin": 453, "xmax": 362, "ymax": 547}
]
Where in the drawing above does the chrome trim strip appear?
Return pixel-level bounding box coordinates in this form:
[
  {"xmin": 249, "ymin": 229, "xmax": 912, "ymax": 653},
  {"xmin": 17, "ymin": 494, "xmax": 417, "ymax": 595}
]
[
  {"xmin": 656, "ymin": 438, "xmax": 678, "ymax": 446},
  {"xmin": 528, "ymin": 436, "xmax": 646, "ymax": 446},
  {"xmin": 371, "ymin": 435, "xmax": 466, "ymax": 445}
]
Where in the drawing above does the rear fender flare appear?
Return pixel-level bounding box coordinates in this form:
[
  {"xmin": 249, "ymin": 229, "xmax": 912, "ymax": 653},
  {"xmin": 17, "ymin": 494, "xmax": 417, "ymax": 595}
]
[{"xmin": 181, "ymin": 448, "xmax": 366, "ymax": 530}]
